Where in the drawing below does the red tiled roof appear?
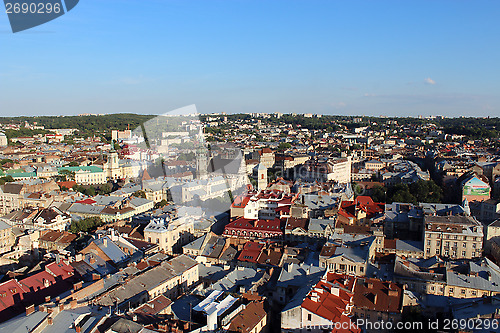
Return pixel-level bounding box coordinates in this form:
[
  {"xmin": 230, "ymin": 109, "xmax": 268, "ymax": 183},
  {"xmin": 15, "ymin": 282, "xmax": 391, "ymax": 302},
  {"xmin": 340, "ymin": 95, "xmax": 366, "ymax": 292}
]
[
  {"xmin": 0, "ymin": 280, "xmax": 28, "ymax": 312},
  {"xmin": 226, "ymin": 217, "xmax": 255, "ymax": 229},
  {"xmin": 301, "ymin": 273, "xmax": 357, "ymax": 325},
  {"xmin": 20, "ymin": 271, "xmax": 57, "ymax": 293},
  {"xmin": 76, "ymin": 198, "xmax": 97, "ymax": 205},
  {"xmin": 352, "ymin": 278, "xmax": 403, "ymax": 313},
  {"xmin": 57, "ymin": 181, "xmax": 77, "ymax": 189},
  {"xmin": 237, "ymin": 241, "xmax": 264, "ymax": 263},
  {"xmin": 339, "ymin": 196, "xmax": 384, "ymax": 220},
  {"xmin": 45, "ymin": 261, "xmax": 74, "ymax": 279},
  {"xmin": 285, "ymin": 217, "xmax": 308, "ymax": 230},
  {"xmin": 228, "ymin": 301, "xmax": 267, "ymax": 333},
  {"xmin": 231, "ymin": 195, "xmax": 252, "ymax": 208}
]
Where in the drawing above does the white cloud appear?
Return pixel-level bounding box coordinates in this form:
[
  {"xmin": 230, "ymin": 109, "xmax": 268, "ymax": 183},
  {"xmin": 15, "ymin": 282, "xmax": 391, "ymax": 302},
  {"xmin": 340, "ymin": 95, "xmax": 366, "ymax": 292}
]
[
  {"xmin": 424, "ymin": 77, "xmax": 436, "ymax": 85},
  {"xmin": 331, "ymin": 102, "xmax": 346, "ymax": 109},
  {"xmin": 364, "ymin": 93, "xmax": 377, "ymax": 97}
]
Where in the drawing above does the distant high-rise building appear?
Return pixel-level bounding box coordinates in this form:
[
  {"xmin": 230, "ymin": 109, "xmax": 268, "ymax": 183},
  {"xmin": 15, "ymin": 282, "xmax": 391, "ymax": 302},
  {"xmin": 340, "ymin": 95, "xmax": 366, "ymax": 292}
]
[{"xmin": 0, "ymin": 133, "xmax": 7, "ymax": 147}]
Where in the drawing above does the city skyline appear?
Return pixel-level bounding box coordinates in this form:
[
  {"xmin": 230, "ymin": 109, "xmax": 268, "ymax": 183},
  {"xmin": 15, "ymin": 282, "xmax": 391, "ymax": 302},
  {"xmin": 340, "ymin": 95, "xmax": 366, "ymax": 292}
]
[{"xmin": 1, "ymin": 0, "xmax": 500, "ymax": 117}]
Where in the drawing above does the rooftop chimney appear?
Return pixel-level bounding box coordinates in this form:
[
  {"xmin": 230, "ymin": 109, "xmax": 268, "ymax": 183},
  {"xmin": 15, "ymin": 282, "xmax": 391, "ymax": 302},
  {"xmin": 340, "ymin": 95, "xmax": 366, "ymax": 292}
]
[
  {"xmin": 26, "ymin": 304, "xmax": 35, "ymax": 316},
  {"xmin": 388, "ymin": 290, "xmax": 398, "ymax": 297}
]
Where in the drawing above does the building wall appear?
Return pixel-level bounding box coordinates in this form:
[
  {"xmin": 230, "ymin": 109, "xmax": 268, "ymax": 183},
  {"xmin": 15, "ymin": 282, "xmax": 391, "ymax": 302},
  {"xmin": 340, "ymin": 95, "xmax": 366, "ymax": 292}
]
[
  {"xmin": 424, "ymin": 231, "xmax": 483, "ymax": 259},
  {"xmin": 491, "ymin": 240, "xmax": 500, "ymax": 263},
  {"xmin": 486, "ymin": 225, "xmax": 500, "ymax": 253},
  {"xmin": 301, "ymin": 308, "xmax": 334, "ymax": 333},
  {"xmin": 0, "ymin": 192, "xmax": 21, "ymax": 215},
  {"xmin": 0, "ymin": 134, "xmax": 7, "ymax": 146},
  {"xmin": 395, "ymin": 277, "xmax": 499, "ymax": 299},
  {"xmin": 352, "ymin": 307, "xmax": 402, "ymax": 333},
  {"xmin": 0, "ymin": 226, "xmax": 15, "ymax": 254},
  {"xmin": 321, "ymin": 256, "xmax": 368, "ymax": 276},
  {"xmin": 145, "ymin": 221, "xmax": 195, "ymax": 255},
  {"xmin": 75, "ymin": 170, "xmax": 106, "ymax": 185}
]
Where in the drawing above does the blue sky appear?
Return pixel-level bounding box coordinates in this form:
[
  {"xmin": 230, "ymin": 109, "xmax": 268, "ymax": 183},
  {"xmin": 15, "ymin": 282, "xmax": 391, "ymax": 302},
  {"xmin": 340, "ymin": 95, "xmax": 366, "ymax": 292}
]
[{"xmin": 1, "ymin": 0, "xmax": 499, "ymax": 117}]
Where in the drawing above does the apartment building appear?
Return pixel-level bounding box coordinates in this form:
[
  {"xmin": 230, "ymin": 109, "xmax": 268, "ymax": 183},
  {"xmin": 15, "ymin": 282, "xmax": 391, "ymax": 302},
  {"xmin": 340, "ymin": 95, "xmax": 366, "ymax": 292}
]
[
  {"xmin": 394, "ymin": 255, "xmax": 500, "ymax": 299},
  {"xmin": 253, "ymin": 148, "xmax": 275, "ymax": 169},
  {"xmin": 0, "ymin": 220, "xmax": 15, "ymax": 254},
  {"xmin": 230, "ymin": 190, "xmax": 297, "ymax": 220},
  {"xmin": 96, "ymin": 255, "xmax": 199, "ymax": 309},
  {"xmin": 319, "ymin": 234, "xmax": 376, "ymax": 277},
  {"xmin": 423, "ymin": 215, "xmax": 483, "ymax": 259},
  {"xmin": 281, "ymin": 272, "xmax": 359, "ymax": 333},
  {"xmin": 298, "ymin": 157, "xmax": 352, "ymax": 184},
  {"xmin": 351, "ymin": 278, "xmax": 403, "ymax": 332},
  {"xmin": 144, "ymin": 216, "xmax": 195, "ymax": 255}
]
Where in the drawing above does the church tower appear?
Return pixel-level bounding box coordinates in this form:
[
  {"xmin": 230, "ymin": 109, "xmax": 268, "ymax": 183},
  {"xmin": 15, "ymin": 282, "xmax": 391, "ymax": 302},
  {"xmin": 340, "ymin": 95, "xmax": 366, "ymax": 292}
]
[
  {"xmin": 255, "ymin": 163, "xmax": 267, "ymax": 191},
  {"xmin": 108, "ymin": 149, "xmax": 120, "ymax": 180},
  {"xmin": 196, "ymin": 149, "xmax": 208, "ymax": 179}
]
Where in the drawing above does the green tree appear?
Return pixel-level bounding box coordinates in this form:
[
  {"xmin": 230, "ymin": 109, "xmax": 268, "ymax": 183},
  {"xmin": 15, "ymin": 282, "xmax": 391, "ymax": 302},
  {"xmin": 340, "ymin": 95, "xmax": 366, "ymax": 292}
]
[
  {"xmin": 0, "ymin": 175, "xmax": 14, "ymax": 185},
  {"xmin": 387, "ymin": 183, "xmax": 417, "ymax": 204},
  {"xmin": 98, "ymin": 183, "xmax": 112, "ymax": 195},
  {"xmin": 371, "ymin": 185, "xmax": 387, "ymax": 203},
  {"xmin": 409, "ymin": 180, "xmax": 443, "ymax": 203},
  {"xmin": 277, "ymin": 142, "xmax": 292, "ymax": 151},
  {"xmin": 65, "ymin": 161, "xmax": 79, "ymax": 167},
  {"xmin": 154, "ymin": 199, "xmax": 169, "ymax": 209},
  {"xmin": 133, "ymin": 190, "xmax": 147, "ymax": 199},
  {"xmin": 69, "ymin": 217, "xmax": 104, "ymax": 234},
  {"xmin": 59, "ymin": 169, "xmax": 76, "ymax": 181},
  {"xmin": 84, "ymin": 187, "xmax": 96, "ymax": 197}
]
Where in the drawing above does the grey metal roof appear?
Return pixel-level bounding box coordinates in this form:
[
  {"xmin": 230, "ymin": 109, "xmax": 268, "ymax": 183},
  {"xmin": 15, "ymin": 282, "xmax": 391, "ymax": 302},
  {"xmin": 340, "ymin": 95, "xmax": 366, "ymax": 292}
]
[
  {"xmin": 219, "ymin": 246, "xmax": 238, "ymax": 262},
  {"xmin": 109, "ymin": 318, "xmax": 144, "ymax": 333},
  {"xmin": 303, "ymin": 195, "xmax": 339, "ymax": 210},
  {"xmin": 212, "ymin": 267, "xmax": 264, "ymax": 292},
  {"xmin": 97, "ymin": 255, "xmax": 197, "ymax": 306},
  {"xmin": 395, "ymin": 239, "xmax": 424, "ymax": 252},
  {"xmin": 68, "ymin": 203, "xmax": 104, "ymax": 215},
  {"xmin": 185, "ymin": 235, "xmax": 207, "ymax": 251},
  {"xmin": 308, "ymin": 218, "xmax": 334, "ymax": 233},
  {"xmin": 211, "ymin": 182, "xmax": 228, "ymax": 193},
  {"xmin": 40, "ymin": 306, "xmax": 102, "ymax": 333},
  {"xmin": 0, "ymin": 311, "xmax": 48, "ymax": 333},
  {"xmin": 93, "ymin": 236, "xmax": 128, "ymax": 264},
  {"xmin": 0, "ymin": 219, "xmax": 11, "ymax": 231},
  {"xmin": 276, "ymin": 263, "xmax": 325, "ymax": 288},
  {"xmin": 447, "ymin": 258, "xmax": 500, "ymax": 292},
  {"xmin": 333, "ymin": 245, "xmax": 369, "ymax": 263}
]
